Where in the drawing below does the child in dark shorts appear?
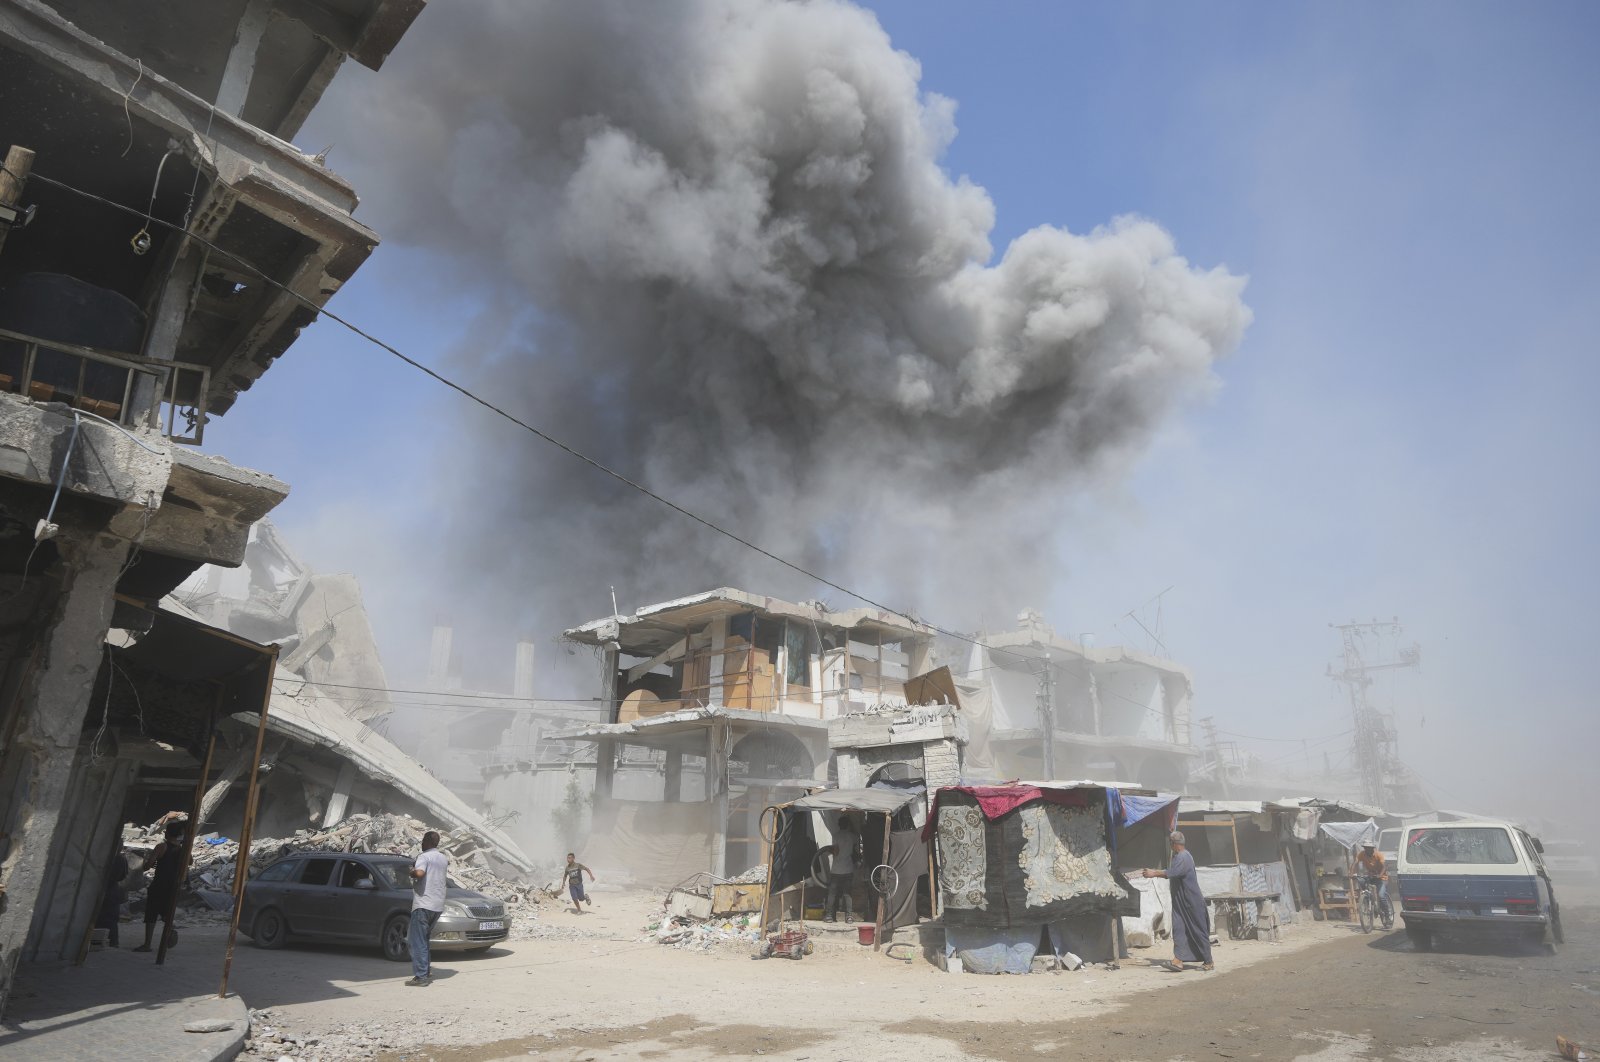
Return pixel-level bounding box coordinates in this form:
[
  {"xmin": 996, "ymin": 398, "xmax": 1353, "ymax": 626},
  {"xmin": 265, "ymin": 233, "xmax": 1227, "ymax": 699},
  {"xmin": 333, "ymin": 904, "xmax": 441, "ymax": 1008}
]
[{"xmin": 564, "ymin": 852, "xmax": 594, "ymax": 913}]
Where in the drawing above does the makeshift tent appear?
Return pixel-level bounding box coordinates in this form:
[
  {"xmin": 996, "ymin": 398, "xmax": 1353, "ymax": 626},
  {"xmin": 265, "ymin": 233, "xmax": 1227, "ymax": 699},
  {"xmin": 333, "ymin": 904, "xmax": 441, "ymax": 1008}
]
[
  {"xmin": 764, "ymin": 786, "xmax": 929, "ymax": 949},
  {"xmin": 1110, "ymin": 793, "xmax": 1180, "ymax": 946},
  {"xmin": 925, "ymin": 784, "xmax": 1139, "ymax": 972}
]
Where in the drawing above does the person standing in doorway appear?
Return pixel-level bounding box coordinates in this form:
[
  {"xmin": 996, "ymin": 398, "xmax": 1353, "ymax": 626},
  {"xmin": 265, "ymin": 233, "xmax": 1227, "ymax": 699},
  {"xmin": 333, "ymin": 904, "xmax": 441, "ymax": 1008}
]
[
  {"xmin": 407, "ymin": 830, "xmax": 448, "ymax": 986},
  {"xmin": 1141, "ymin": 830, "xmax": 1214, "ymax": 972},
  {"xmin": 97, "ymin": 841, "xmax": 131, "ymax": 948},
  {"xmin": 133, "ymin": 819, "xmax": 186, "ymax": 953},
  {"xmin": 565, "ymin": 853, "xmax": 595, "ymax": 914},
  {"xmin": 824, "ymin": 814, "xmax": 860, "ymax": 923}
]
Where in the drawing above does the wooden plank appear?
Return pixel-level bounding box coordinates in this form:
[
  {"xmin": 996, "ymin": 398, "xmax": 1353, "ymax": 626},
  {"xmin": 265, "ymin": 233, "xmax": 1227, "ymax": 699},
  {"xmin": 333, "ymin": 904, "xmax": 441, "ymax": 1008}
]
[{"xmin": 626, "ymin": 637, "xmax": 687, "ymax": 683}]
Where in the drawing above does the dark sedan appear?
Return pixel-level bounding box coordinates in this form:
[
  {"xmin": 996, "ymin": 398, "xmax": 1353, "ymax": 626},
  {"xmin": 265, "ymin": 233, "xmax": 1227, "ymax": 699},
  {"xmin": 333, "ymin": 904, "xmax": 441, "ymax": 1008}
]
[{"xmin": 239, "ymin": 852, "xmax": 511, "ymax": 961}]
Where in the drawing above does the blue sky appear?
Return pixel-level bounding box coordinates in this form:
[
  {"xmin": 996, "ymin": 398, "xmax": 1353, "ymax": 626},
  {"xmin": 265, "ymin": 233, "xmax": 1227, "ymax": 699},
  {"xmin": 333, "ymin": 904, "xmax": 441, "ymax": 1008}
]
[{"xmin": 205, "ymin": 3, "xmax": 1600, "ymax": 826}]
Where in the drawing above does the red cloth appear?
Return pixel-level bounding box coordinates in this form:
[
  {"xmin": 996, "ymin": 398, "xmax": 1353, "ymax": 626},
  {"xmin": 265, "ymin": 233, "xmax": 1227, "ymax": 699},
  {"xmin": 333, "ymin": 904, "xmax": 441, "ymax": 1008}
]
[{"xmin": 921, "ymin": 785, "xmax": 1092, "ymax": 840}]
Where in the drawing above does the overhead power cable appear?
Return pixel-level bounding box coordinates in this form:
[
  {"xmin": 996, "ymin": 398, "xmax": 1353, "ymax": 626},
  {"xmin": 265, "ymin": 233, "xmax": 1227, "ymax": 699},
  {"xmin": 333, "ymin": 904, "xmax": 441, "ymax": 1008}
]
[
  {"xmin": 5, "ymin": 164, "xmax": 1039, "ymax": 667},
  {"xmin": 17, "ymin": 166, "xmax": 1214, "ymax": 733}
]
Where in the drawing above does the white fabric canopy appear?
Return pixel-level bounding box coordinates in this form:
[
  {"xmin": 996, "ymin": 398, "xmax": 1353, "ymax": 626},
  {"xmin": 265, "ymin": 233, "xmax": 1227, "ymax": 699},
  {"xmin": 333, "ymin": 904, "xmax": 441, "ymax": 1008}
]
[{"xmin": 1318, "ymin": 818, "xmax": 1379, "ymax": 851}]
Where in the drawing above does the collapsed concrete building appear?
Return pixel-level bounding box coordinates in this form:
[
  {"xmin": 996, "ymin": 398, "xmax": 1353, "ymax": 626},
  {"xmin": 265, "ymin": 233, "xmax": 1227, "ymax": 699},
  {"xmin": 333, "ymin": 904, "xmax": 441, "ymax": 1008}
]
[
  {"xmin": 0, "ymin": 0, "xmax": 427, "ymax": 1010},
  {"xmin": 172, "ymin": 524, "xmax": 533, "ymax": 865}
]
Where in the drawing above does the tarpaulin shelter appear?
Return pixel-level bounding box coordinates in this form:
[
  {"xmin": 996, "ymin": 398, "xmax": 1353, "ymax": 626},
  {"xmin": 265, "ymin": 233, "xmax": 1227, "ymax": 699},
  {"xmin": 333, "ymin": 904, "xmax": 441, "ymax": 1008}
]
[
  {"xmin": 923, "ymin": 783, "xmax": 1140, "ymax": 973},
  {"xmin": 763, "ymin": 786, "xmax": 928, "ymax": 951}
]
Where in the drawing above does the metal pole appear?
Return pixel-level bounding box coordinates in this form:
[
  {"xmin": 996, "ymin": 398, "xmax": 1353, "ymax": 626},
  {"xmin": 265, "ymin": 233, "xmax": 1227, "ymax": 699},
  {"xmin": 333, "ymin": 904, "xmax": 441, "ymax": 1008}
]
[
  {"xmin": 157, "ymin": 719, "xmax": 217, "ymax": 965},
  {"xmin": 219, "ymin": 646, "xmax": 278, "ymax": 998},
  {"xmin": 873, "ymin": 811, "xmax": 891, "ymax": 952},
  {"xmin": 1036, "ymin": 654, "xmax": 1055, "ymax": 781}
]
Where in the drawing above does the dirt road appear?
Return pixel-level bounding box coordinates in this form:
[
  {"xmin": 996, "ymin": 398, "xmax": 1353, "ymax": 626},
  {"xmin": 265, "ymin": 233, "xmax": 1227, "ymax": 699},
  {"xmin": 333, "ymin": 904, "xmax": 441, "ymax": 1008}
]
[{"xmin": 215, "ymin": 885, "xmax": 1597, "ymax": 1062}]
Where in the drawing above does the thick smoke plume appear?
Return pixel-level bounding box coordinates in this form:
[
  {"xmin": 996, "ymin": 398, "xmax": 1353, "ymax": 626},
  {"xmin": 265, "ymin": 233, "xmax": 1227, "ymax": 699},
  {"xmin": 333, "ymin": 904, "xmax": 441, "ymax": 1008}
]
[{"xmin": 317, "ymin": 0, "xmax": 1250, "ymax": 676}]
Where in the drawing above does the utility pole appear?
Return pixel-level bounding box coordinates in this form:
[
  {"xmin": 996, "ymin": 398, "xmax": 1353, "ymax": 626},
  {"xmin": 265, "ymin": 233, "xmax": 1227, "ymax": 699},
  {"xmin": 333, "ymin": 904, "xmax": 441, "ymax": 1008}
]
[
  {"xmin": 1036, "ymin": 651, "xmax": 1055, "ymax": 781},
  {"xmin": 1328, "ymin": 619, "xmax": 1421, "ymax": 807},
  {"xmin": 1201, "ymin": 716, "xmax": 1230, "ymax": 797}
]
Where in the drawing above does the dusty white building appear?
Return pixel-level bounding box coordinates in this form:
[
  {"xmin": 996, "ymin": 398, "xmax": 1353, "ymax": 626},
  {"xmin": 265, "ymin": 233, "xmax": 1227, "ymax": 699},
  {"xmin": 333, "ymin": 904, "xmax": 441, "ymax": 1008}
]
[{"xmin": 965, "ymin": 610, "xmax": 1198, "ymax": 791}]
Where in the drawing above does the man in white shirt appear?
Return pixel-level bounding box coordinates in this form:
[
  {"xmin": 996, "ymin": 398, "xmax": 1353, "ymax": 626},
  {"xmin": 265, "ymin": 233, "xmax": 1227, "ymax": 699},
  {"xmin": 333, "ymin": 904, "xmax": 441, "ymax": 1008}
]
[
  {"xmin": 407, "ymin": 830, "xmax": 448, "ymax": 986},
  {"xmin": 824, "ymin": 815, "xmax": 860, "ymax": 923}
]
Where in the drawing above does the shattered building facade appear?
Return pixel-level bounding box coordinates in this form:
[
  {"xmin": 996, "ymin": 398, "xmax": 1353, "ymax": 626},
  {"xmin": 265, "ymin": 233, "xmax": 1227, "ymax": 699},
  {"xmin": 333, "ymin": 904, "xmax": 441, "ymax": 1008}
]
[
  {"xmin": 0, "ymin": 0, "xmax": 426, "ymax": 1010},
  {"xmin": 553, "ymin": 588, "xmax": 939, "ymax": 882}
]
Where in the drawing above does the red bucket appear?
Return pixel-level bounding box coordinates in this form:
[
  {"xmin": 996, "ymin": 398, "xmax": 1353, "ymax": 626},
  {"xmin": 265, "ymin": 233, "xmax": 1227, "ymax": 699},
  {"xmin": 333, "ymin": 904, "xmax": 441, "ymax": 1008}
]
[{"xmin": 857, "ymin": 923, "xmax": 875, "ymax": 946}]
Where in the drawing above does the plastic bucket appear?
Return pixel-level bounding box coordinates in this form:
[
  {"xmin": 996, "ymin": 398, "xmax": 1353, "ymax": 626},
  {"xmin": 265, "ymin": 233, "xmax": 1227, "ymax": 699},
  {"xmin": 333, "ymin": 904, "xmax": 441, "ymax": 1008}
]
[{"xmin": 857, "ymin": 923, "xmax": 875, "ymax": 946}]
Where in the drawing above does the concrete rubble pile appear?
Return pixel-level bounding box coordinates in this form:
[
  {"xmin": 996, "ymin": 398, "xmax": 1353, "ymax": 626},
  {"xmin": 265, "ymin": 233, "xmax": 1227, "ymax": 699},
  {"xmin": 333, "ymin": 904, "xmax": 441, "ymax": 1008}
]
[
  {"xmin": 646, "ymin": 912, "xmax": 762, "ymax": 952},
  {"xmin": 121, "ymin": 812, "xmax": 541, "ymax": 917},
  {"xmin": 726, "ymin": 864, "xmax": 767, "ymax": 885}
]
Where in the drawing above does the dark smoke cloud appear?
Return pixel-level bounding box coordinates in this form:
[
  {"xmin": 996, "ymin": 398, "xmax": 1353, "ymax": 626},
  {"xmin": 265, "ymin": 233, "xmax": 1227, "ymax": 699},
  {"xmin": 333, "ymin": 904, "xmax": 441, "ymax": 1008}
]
[{"xmin": 314, "ymin": 0, "xmax": 1250, "ymax": 675}]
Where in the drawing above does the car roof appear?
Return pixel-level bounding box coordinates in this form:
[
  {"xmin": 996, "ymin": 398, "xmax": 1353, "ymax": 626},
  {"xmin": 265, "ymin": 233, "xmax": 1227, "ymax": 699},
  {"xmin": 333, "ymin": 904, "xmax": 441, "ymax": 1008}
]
[{"xmin": 1403, "ymin": 819, "xmax": 1517, "ymax": 831}]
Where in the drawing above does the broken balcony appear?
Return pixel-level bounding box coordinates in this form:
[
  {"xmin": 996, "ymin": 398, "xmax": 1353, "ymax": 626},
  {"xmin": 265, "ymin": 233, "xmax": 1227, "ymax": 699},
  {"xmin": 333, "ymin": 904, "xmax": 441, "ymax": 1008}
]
[{"xmin": 0, "ymin": 325, "xmax": 210, "ymax": 443}]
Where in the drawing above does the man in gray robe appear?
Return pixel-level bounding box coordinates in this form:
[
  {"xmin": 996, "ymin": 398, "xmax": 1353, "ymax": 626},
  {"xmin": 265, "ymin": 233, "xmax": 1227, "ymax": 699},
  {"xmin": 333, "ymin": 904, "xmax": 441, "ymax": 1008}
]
[{"xmin": 1142, "ymin": 830, "xmax": 1214, "ymax": 971}]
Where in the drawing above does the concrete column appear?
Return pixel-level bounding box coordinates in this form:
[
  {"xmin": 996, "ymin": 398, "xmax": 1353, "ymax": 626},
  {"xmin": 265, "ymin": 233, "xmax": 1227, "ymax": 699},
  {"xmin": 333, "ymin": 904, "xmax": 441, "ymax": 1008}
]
[
  {"xmin": 708, "ymin": 724, "xmax": 729, "ymax": 878},
  {"xmin": 323, "ymin": 761, "xmax": 358, "ymax": 827},
  {"xmin": 0, "ymin": 531, "xmax": 130, "ymax": 1011},
  {"xmin": 214, "ymin": 0, "xmax": 272, "ymax": 116},
  {"xmin": 1087, "ymin": 665, "xmax": 1104, "ymax": 737},
  {"xmin": 197, "ymin": 743, "xmax": 252, "ymax": 826},
  {"xmin": 707, "ymin": 617, "xmax": 727, "ymax": 708},
  {"xmin": 513, "ymin": 640, "xmax": 536, "ymax": 701},
  {"xmin": 23, "ymin": 751, "xmax": 135, "ymax": 962},
  {"xmin": 134, "ymin": 246, "xmax": 207, "ymax": 425},
  {"xmin": 663, "ymin": 749, "xmax": 683, "ymax": 803},
  {"xmin": 593, "ymin": 738, "xmax": 615, "ymax": 802},
  {"xmin": 427, "ymin": 626, "xmax": 454, "ymax": 688},
  {"xmin": 599, "ymin": 642, "xmax": 620, "ymax": 722}
]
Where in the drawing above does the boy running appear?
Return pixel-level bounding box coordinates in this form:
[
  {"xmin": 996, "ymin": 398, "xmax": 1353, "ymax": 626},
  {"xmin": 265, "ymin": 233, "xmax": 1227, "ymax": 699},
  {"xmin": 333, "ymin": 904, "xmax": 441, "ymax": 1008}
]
[{"xmin": 564, "ymin": 852, "xmax": 595, "ymax": 914}]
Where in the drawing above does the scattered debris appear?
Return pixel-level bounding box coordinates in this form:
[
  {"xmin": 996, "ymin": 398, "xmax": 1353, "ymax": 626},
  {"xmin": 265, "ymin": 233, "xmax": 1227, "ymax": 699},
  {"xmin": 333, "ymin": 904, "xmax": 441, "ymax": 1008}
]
[
  {"xmin": 644, "ymin": 913, "xmax": 761, "ymax": 952},
  {"xmin": 121, "ymin": 812, "xmax": 541, "ymax": 923},
  {"xmin": 184, "ymin": 1019, "xmax": 237, "ymax": 1034}
]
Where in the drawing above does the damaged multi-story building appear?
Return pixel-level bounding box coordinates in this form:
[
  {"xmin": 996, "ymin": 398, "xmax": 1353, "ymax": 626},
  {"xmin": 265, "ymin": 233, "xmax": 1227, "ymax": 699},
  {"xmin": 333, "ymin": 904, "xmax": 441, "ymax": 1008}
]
[
  {"xmin": 964, "ymin": 609, "xmax": 1196, "ymax": 792},
  {"xmin": 553, "ymin": 588, "xmax": 941, "ymax": 882},
  {"xmin": 546, "ymin": 591, "xmax": 1200, "ymax": 885},
  {"xmin": 0, "ymin": 0, "xmax": 427, "ymax": 1010}
]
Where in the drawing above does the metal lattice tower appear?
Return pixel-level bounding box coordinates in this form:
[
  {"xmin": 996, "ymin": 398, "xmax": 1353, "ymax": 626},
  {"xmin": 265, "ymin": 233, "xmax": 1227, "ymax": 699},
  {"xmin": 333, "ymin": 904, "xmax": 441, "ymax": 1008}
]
[{"xmin": 1328, "ymin": 619, "xmax": 1421, "ymax": 806}]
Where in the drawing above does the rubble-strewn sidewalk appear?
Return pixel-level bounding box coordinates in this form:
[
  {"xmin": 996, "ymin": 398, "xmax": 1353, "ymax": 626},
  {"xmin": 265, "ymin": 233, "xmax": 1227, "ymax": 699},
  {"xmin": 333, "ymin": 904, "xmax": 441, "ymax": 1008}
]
[{"xmin": 0, "ymin": 943, "xmax": 248, "ymax": 1062}]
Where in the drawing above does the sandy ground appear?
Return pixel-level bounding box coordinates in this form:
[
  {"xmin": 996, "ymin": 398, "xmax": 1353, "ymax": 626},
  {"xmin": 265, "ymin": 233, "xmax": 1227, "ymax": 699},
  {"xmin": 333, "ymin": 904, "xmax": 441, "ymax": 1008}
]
[{"xmin": 199, "ymin": 881, "xmax": 1600, "ymax": 1062}]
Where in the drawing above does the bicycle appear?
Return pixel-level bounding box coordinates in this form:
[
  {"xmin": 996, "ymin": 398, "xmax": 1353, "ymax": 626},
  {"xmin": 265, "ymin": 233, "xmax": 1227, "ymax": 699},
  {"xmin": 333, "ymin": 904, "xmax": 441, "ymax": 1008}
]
[{"xmin": 1355, "ymin": 876, "xmax": 1392, "ymax": 933}]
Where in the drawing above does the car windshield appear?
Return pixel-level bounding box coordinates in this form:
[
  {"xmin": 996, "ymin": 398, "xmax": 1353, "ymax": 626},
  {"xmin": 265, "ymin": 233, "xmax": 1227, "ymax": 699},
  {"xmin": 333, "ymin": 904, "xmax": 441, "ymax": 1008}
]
[{"xmin": 1406, "ymin": 826, "xmax": 1517, "ymax": 865}]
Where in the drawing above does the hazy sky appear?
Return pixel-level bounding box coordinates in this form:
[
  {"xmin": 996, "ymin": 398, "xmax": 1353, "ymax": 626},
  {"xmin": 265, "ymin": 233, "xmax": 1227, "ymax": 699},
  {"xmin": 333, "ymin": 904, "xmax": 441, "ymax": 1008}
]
[{"xmin": 203, "ymin": 2, "xmax": 1599, "ymax": 829}]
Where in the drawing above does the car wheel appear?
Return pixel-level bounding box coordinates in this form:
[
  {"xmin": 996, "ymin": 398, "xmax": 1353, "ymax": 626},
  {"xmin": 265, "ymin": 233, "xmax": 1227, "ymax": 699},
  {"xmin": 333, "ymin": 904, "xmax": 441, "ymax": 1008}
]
[
  {"xmin": 382, "ymin": 914, "xmax": 411, "ymax": 962},
  {"xmin": 252, "ymin": 908, "xmax": 287, "ymax": 950},
  {"xmin": 1405, "ymin": 926, "xmax": 1432, "ymax": 952}
]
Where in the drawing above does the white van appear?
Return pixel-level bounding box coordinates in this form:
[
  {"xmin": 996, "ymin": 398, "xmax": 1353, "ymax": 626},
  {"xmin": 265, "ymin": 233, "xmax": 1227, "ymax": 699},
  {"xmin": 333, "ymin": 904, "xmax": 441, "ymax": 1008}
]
[{"xmin": 1396, "ymin": 819, "xmax": 1563, "ymax": 952}]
